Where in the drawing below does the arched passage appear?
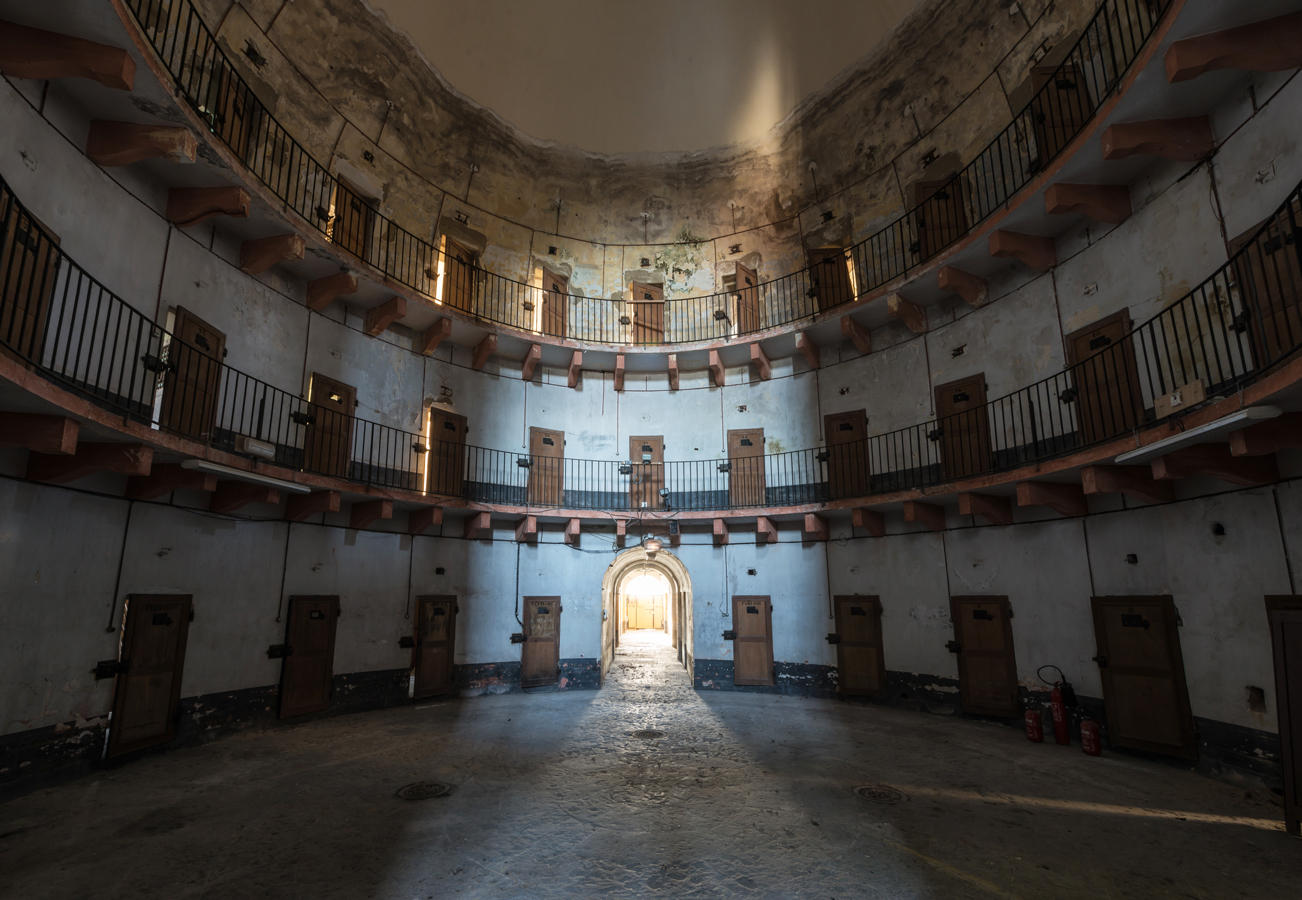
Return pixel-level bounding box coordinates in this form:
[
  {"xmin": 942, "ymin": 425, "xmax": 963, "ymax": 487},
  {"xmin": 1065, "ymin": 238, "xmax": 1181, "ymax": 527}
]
[{"xmin": 600, "ymin": 547, "xmax": 694, "ymax": 682}]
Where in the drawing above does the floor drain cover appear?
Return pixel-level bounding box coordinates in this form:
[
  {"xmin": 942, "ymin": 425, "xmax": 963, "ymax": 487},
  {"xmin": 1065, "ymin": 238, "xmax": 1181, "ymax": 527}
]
[
  {"xmin": 395, "ymin": 781, "xmax": 453, "ymax": 801},
  {"xmin": 854, "ymin": 784, "xmax": 906, "ymax": 805},
  {"xmin": 630, "ymin": 729, "xmax": 665, "ymax": 739}
]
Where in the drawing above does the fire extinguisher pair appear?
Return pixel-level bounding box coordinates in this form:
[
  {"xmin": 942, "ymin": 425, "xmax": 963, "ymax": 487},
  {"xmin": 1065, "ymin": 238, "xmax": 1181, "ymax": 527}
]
[{"xmin": 1024, "ymin": 664, "xmax": 1102, "ymax": 755}]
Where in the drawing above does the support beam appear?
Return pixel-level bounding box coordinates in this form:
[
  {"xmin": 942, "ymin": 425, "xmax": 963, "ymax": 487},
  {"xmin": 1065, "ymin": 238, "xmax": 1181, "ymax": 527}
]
[
  {"xmin": 363, "ymin": 296, "xmax": 406, "ymax": 336},
  {"xmin": 464, "ymin": 510, "xmax": 492, "ymax": 540},
  {"xmin": 210, "ymin": 481, "xmax": 279, "ymax": 515},
  {"xmin": 0, "ymin": 21, "xmax": 135, "ymax": 90},
  {"xmin": 472, "ymin": 334, "xmax": 496, "ymax": 371},
  {"xmin": 285, "ymin": 490, "xmax": 340, "ymax": 521},
  {"xmin": 28, "ymin": 442, "xmax": 152, "ymax": 484},
  {"xmin": 1016, "ymin": 481, "xmax": 1086, "ymax": 517},
  {"xmin": 796, "ymin": 332, "xmax": 820, "ymax": 369},
  {"xmin": 841, "ymin": 316, "xmax": 872, "ymax": 354},
  {"xmin": 408, "ymin": 505, "xmax": 442, "ymax": 534},
  {"xmin": 1044, "ymin": 183, "xmax": 1132, "ymax": 225},
  {"xmin": 126, "ymin": 463, "xmax": 217, "ymax": 500},
  {"xmin": 350, "ymin": 499, "xmax": 393, "ymax": 530},
  {"xmin": 1080, "ymin": 465, "xmax": 1173, "ymax": 503},
  {"xmin": 708, "ymin": 350, "xmax": 725, "ymax": 387},
  {"xmin": 515, "ymin": 514, "xmax": 538, "ymax": 544},
  {"xmin": 613, "ymin": 353, "xmax": 626, "ymax": 392},
  {"xmin": 0, "ymin": 413, "xmax": 78, "ymax": 455},
  {"xmin": 1101, "ymin": 117, "xmax": 1214, "ymax": 161},
  {"xmin": 419, "ymin": 318, "xmax": 453, "ymax": 356},
  {"xmin": 521, "ymin": 343, "xmax": 542, "ymax": 382},
  {"xmin": 565, "ymin": 518, "xmax": 582, "ymax": 547},
  {"xmin": 903, "ymin": 500, "xmax": 946, "ymax": 532},
  {"xmin": 957, "ymin": 492, "xmax": 1013, "ymax": 526},
  {"xmin": 166, "ymin": 186, "xmax": 249, "ymax": 226},
  {"xmin": 86, "ymin": 121, "xmax": 196, "ymax": 167},
  {"xmin": 567, "ymin": 350, "xmax": 583, "ymax": 389},
  {"xmin": 937, "ymin": 266, "xmax": 988, "ymax": 308},
  {"xmin": 615, "ymin": 518, "xmax": 628, "ymax": 548},
  {"xmin": 1150, "ymin": 443, "xmax": 1278, "ymax": 486},
  {"xmin": 667, "ymin": 354, "xmax": 680, "ymax": 391},
  {"xmin": 803, "ymin": 513, "xmax": 828, "ymax": 542},
  {"xmin": 1165, "ymin": 12, "xmax": 1302, "ymax": 83},
  {"xmin": 306, "ymin": 272, "xmax": 358, "ymax": 312},
  {"xmin": 989, "ymin": 230, "xmax": 1056, "ymax": 271},
  {"xmin": 669, "ymin": 527, "xmax": 681, "ymax": 549},
  {"xmin": 713, "ymin": 518, "xmax": 730, "ymax": 546},
  {"xmin": 887, "ymin": 293, "xmax": 927, "ymax": 334},
  {"xmin": 240, "ymin": 234, "xmax": 304, "ymax": 275},
  {"xmin": 749, "ymin": 342, "xmax": 771, "ymax": 380},
  {"xmin": 852, "ymin": 507, "xmax": 885, "ymax": 537},
  {"xmin": 755, "ymin": 516, "xmax": 777, "ymax": 544},
  {"xmin": 1229, "ymin": 413, "xmax": 1302, "ymax": 457}
]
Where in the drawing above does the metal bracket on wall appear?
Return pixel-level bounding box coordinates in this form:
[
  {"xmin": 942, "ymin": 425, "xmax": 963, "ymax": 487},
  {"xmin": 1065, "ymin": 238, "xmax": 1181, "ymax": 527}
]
[
  {"xmin": 722, "ymin": 629, "xmax": 737, "ymax": 641},
  {"xmin": 510, "ymin": 633, "xmax": 527, "ymax": 644},
  {"xmin": 93, "ymin": 659, "xmax": 127, "ymax": 680},
  {"xmin": 266, "ymin": 643, "xmax": 291, "ymax": 658}
]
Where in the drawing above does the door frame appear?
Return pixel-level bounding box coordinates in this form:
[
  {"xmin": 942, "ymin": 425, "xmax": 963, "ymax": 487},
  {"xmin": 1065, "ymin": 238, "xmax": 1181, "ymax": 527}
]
[
  {"xmin": 412, "ymin": 594, "xmax": 458, "ymax": 700},
  {"xmin": 1267, "ymin": 595, "xmax": 1302, "ymax": 835},
  {"xmin": 1064, "ymin": 309, "xmax": 1144, "ymax": 443},
  {"xmin": 278, "ymin": 594, "xmax": 340, "ymax": 719},
  {"xmin": 106, "ymin": 594, "xmax": 193, "ymax": 758},
  {"xmin": 833, "ymin": 594, "xmax": 887, "ymax": 697},
  {"xmin": 521, "ymin": 595, "xmax": 562, "ymax": 688},
  {"xmin": 949, "ymin": 595, "xmax": 1019, "ymax": 717},
  {"xmin": 731, "ymin": 595, "xmax": 775, "ymax": 686}
]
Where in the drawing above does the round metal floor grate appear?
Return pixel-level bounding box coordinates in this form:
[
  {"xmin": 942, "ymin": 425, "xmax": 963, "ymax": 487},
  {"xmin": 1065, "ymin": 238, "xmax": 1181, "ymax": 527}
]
[
  {"xmin": 853, "ymin": 784, "xmax": 907, "ymax": 805},
  {"xmin": 395, "ymin": 781, "xmax": 453, "ymax": 801},
  {"xmin": 630, "ymin": 729, "xmax": 666, "ymax": 739}
]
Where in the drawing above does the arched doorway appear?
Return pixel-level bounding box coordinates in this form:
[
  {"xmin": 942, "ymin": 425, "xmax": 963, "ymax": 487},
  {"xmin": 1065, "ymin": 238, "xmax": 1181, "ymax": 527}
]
[{"xmin": 600, "ymin": 547, "xmax": 694, "ymax": 682}]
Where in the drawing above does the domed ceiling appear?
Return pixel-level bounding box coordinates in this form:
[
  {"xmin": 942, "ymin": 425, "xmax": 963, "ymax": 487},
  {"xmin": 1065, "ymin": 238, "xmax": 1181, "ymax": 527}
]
[{"xmin": 366, "ymin": 0, "xmax": 926, "ymax": 155}]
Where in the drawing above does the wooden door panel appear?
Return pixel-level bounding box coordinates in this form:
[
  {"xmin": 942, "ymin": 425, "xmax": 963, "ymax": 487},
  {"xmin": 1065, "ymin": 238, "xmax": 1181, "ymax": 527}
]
[
  {"xmin": 211, "ymin": 64, "xmax": 258, "ymax": 162},
  {"xmin": 912, "ymin": 178, "xmax": 967, "ymax": 261},
  {"xmin": 809, "ymin": 248, "xmax": 852, "ymax": 311},
  {"xmin": 521, "ymin": 596, "xmax": 560, "ymax": 687},
  {"xmin": 413, "ymin": 595, "xmax": 457, "ymax": 699},
  {"xmin": 1030, "ymin": 64, "xmax": 1091, "ymax": 165},
  {"xmin": 1230, "ymin": 200, "xmax": 1302, "ymax": 367},
  {"xmin": 334, "ymin": 178, "xmax": 375, "ymax": 264},
  {"xmin": 528, "ymin": 426, "xmax": 564, "ymax": 505},
  {"xmin": 0, "ymin": 204, "xmax": 59, "ymax": 361},
  {"xmin": 727, "ymin": 428, "xmax": 765, "ymax": 507},
  {"xmin": 951, "ymin": 596, "xmax": 1019, "ymax": 716},
  {"xmin": 631, "ymin": 282, "xmax": 665, "ymax": 344},
  {"xmin": 629, "ymin": 434, "xmax": 664, "ymax": 510},
  {"xmin": 161, "ymin": 307, "xmax": 226, "ymax": 440},
  {"xmin": 735, "ymin": 262, "xmax": 760, "ymax": 334},
  {"xmin": 935, "ymin": 374, "xmax": 991, "ymax": 480},
  {"xmin": 542, "ymin": 270, "xmax": 568, "ymax": 337},
  {"xmin": 1066, "ymin": 310, "xmax": 1143, "ymax": 444},
  {"xmin": 279, "ymin": 595, "xmax": 339, "ymax": 718},
  {"xmin": 427, "ymin": 408, "xmax": 467, "ymax": 495},
  {"xmin": 1267, "ymin": 596, "xmax": 1302, "ymax": 835},
  {"xmin": 304, "ymin": 373, "xmax": 355, "ymax": 478},
  {"xmin": 825, "ymin": 410, "xmax": 869, "ymax": 499},
  {"xmin": 834, "ymin": 595, "xmax": 886, "ymax": 696},
  {"xmin": 107, "ymin": 595, "xmax": 192, "ymax": 757},
  {"xmin": 732, "ymin": 595, "xmax": 774, "ymax": 686},
  {"xmin": 442, "ymin": 236, "xmax": 476, "ymax": 312}
]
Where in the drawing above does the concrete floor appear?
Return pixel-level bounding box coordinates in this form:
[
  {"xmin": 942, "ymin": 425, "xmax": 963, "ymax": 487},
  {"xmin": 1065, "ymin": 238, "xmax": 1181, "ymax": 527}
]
[{"xmin": 1, "ymin": 630, "xmax": 1298, "ymax": 899}]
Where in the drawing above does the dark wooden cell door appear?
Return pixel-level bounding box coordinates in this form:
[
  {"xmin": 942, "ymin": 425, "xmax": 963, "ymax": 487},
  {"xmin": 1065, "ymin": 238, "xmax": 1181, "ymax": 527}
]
[
  {"xmin": 1230, "ymin": 202, "xmax": 1302, "ymax": 368},
  {"xmin": 935, "ymin": 373, "xmax": 991, "ymax": 480},
  {"xmin": 161, "ymin": 307, "xmax": 226, "ymax": 440},
  {"xmin": 912, "ymin": 177, "xmax": 968, "ymax": 261},
  {"xmin": 1030, "ymin": 64, "xmax": 1091, "ymax": 166},
  {"xmin": 412, "ymin": 595, "xmax": 458, "ymax": 699},
  {"xmin": 442, "ymin": 235, "xmax": 476, "ymax": 312},
  {"xmin": 303, "ymin": 373, "xmax": 355, "ymax": 478},
  {"xmin": 542, "ymin": 270, "xmax": 568, "ymax": 338},
  {"xmin": 1267, "ymin": 595, "xmax": 1302, "ymax": 835},
  {"xmin": 950, "ymin": 596, "xmax": 1019, "ymax": 717},
  {"xmin": 825, "ymin": 409, "xmax": 870, "ymax": 499},
  {"xmin": 279, "ymin": 595, "xmax": 340, "ymax": 718},
  {"xmin": 528, "ymin": 426, "xmax": 564, "ymax": 505},
  {"xmin": 521, "ymin": 596, "xmax": 561, "ymax": 687},
  {"xmin": 0, "ymin": 204, "xmax": 59, "ymax": 361},
  {"xmin": 631, "ymin": 281, "xmax": 665, "ymax": 344},
  {"xmin": 629, "ymin": 434, "xmax": 664, "ymax": 510},
  {"xmin": 106, "ymin": 594, "xmax": 193, "ymax": 758},
  {"xmin": 427, "ymin": 407, "xmax": 467, "ymax": 496},
  {"xmin": 732, "ymin": 596, "xmax": 774, "ymax": 686},
  {"xmin": 334, "ymin": 177, "xmax": 376, "ymax": 265},
  {"xmin": 1090, "ymin": 596, "xmax": 1196, "ymax": 758},
  {"xmin": 1066, "ymin": 310, "xmax": 1143, "ymax": 444},
  {"xmin": 727, "ymin": 427, "xmax": 765, "ymax": 507},
  {"xmin": 735, "ymin": 261, "xmax": 761, "ymax": 334},
  {"xmin": 833, "ymin": 595, "xmax": 886, "ymax": 697},
  {"xmin": 808, "ymin": 247, "xmax": 853, "ymax": 311},
  {"xmin": 210, "ymin": 64, "xmax": 259, "ymax": 162}
]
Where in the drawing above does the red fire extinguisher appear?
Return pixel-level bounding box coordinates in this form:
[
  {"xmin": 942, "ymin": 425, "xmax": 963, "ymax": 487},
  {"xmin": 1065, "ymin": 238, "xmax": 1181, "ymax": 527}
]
[
  {"xmin": 1037, "ymin": 665, "xmax": 1075, "ymax": 746},
  {"xmin": 1080, "ymin": 719, "xmax": 1102, "ymax": 756},
  {"xmin": 1024, "ymin": 708, "xmax": 1044, "ymax": 743}
]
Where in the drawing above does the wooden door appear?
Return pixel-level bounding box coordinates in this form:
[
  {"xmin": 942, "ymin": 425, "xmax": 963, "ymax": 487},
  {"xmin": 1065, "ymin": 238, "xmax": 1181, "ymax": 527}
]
[
  {"xmin": 727, "ymin": 428, "xmax": 765, "ymax": 507},
  {"xmin": 542, "ymin": 269, "xmax": 568, "ymax": 337},
  {"xmin": 528, "ymin": 426, "xmax": 564, "ymax": 505},
  {"xmin": 1030, "ymin": 64, "xmax": 1091, "ymax": 166},
  {"xmin": 1066, "ymin": 310, "xmax": 1143, "ymax": 443},
  {"xmin": 833, "ymin": 595, "xmax": 886, "ymax": 697},
  {"xmin": 935, "ymin": 374, "xmax": 991, "ymax": 480},
  {"xmin": 1267, "ymin": 596, "xmax": 1302, "ymax": 835},
  {"xmin": 106, "ymin": 594, "xmax": 192, "ymax": 757},
  {"xmin": 210, "ymin": 63, "xmax": 258, "ymax": 162},
  {"xmin": 732, "ymin": 596, "xmax": 774, "ymax": 686},
  {"xmin": 631, "ymin": 281, "xmax": 665, "ymax": 344},
  {"xmin": 303, "ymin": 373, "xmax": 355, "ymax": 478},
  {"xmin": 734, "ymin": 261, "xmax": 761, "ymax": 334},
  {"xmin": 427, "ymin": 407, "xmax": 467, "ymax": 495},
  {"xmin": 808, "ymin": 247, "xmax": 853, "ymax": 311},
  {"xmin": 912, "ymin": 177, "xmax": 968, "ymax": 261},
  {"xmin": 1230, "ymin": 202, "xmax": 1302, "ymax": 367},
  {"xmin": 412, "ymin": 595, "xmax": 457, "ymax": 699},
  {"xmin": 333, "ymin": 177, "xmax": 376, "ymax": 264},
  {"xmin": 0, "ymin": 203, "xmax": 59, "ymax": 361},
  {"xmin": 950, "ymin": 596, "xmax": 1019, "ymax": 717},
  {"xmin": 278, "ymin": 595, "xmax": 340, "ymax": 718},
  {"xmin": 1090, "ymin": 595, "xmax": 1196, "ymax": 758},
  {"xmin": 442, "ymin": 235, "xmax": 476, "ymax": 312},
  {"xmin": 160, "ymin": 307, "xmax": 226, "ymax": 440},
  {"xmin": 825, "ymin": 410, "xmax": 869, "ymax": 499},
  {"xmin": 521, "ymin": 596, "xmax": 561, "ymax": 687},
  {"xmin": 629, "ymin": 434, "xmax": 664, "ymax": 510}
]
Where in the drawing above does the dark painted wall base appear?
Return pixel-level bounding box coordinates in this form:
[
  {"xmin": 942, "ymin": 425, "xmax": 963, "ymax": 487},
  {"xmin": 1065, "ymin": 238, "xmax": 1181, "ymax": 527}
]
[
  {"xmin": 455, "ymin": 659, "xmax": 601, "ymax": 695},
  {"xmin": 693, "ymin": 659, "xmax": 839, "ymax": 697}
]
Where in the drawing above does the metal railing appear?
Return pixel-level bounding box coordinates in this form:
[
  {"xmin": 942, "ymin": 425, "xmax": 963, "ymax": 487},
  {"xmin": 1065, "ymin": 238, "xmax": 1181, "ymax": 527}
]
[
  {"xmin": 120, "ymin": 0, "xmax": 1170, "ymax": 346},
  {"xmin": 2, "ymin": 172, "xmax": 1300, "ymax": 514}
]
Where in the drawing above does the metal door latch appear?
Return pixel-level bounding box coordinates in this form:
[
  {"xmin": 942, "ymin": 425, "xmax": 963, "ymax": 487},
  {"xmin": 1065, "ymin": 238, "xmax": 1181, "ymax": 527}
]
[
  {"xmin": 826, "ymin": 633, "xmax": 841, "ymax": 644},
  {"xmin": 266, "ymin": 643, "xmax": 291, "ymax": 658},
  {"xmin": 722, "ymin": 629, "xmax": 737, "ymax": 641},
  {"xmin": 93, "ymin": 659, "xmax": 127, "ymax": 680},
  {"xmin": 398, "ymin": 636, "xmax": 415, "ymax": 649},
  {"xmin": 1091, "ymin": 654, "xmax": 1109, "ymax": 667},
  {"xmin": 510, "ymin": 633, "xmax": 527, "ymax": 644},
  {"xmin": 945, "ymin": 640, "xmax": 962, "ymax": 654}
]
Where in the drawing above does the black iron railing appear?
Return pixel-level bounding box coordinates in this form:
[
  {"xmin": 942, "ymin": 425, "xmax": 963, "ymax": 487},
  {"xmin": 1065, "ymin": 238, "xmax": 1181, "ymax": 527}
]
[{"xmin": 120, "ymin": 0, "xmax": 1170, "ymax": 345}]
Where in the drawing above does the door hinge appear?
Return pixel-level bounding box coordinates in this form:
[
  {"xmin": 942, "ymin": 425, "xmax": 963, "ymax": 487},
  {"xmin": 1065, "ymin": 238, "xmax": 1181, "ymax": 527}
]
[
  {"xmin": 722, "ymin": 629, "xmax": 737, "ymax": 641},
  {"xmin": 826, "ymin": 633, "xmax": 841, "ymax": 644},
  {"xmin": 510, "ymin": 632, "xmax": 527, "ymax": 644},
  {"xmin": 93, "ymin": 659, "xmax": 127, "ymax": 680},
  {"xmin": 266, "ymin": 643, "xmax": 291, "ymax": 658},
  {"xmin": 398, "ymin": 636, "xmax": 415, "ymax": 649},
  {"xmin": 1092, "ymin": 654, "xmax": 1109, "ymax": 668},
  {"xmin": 945, "ymin": 640, "xmax": 962, "ymax": 654}
]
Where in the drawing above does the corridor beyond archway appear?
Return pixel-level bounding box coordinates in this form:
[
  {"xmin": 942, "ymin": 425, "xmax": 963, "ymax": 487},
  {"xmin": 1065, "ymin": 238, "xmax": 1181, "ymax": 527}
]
[{"xmin": 600, "ymin": 547, "xmax": 694, "ymax": 683}]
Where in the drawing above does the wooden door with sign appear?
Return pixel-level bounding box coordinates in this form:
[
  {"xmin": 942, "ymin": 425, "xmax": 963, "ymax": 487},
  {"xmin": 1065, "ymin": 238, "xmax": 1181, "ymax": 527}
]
[
  {"xmin": 735, "ymin": 262, "xmax": 761, "ymax": 334},
  {"xmin": 1066, "ymin": 310, "xmax": 1143, "ymax": 444},
  {"xmin": 1267, "ymin": 595, "xmax": 1302, "ymax": 835},
  {"xmin": 825, "ymin": 410, "xmax": 869, "ymax": 499},
  {"xmin": 950, "ymin": 596, "xmax": 1019, "ymax": 716},
  {"xmin": 1030, "ymin": 64, "xmax": 1091, "ymax": 166},
  {"xmin": 935, "ymin": 374, "xmax": 991, "ymax": 480},
  {"xmin": 808, "ymin": 248, "xmax": 852, "ymax": 311},
  {"xmin": 304, "ymin": 373, "xmax": 355, "ymax": 478},
  {"xmin": 727, "ymin": 428, "xmax": 765, "ymax": 507},
  {"xmin": 732, "ymin": 596, "xmax": 774, "ymax": 686},
  {"xmin": 427, "ymin": 407, "xmax": 467, "ymax": 495},
  {"xmin": 442, "ymin": 235, "xmax": 476, "ymax": 312},
  {"xmin": 161, "ymin": 307, "xmax": 226, "ymax": 440},
  {"xmin": 1090, "ymin": 596, "xmax": 1196, "ymax": 758},
  {"xmin": 106, "ymin": 594, "xmax": 192, "ymax": 757},
  {"xmin": 912, "ymin": 177, "xmax": 968, "ymax": 261},
  {"xmin": 833, "ymin": 595, "xmax": 886, "ymax": 696},
  {"xmin": 0, "ymin": 204, "xmax": 59, "ymax": 362},
  {"xmin": 209, "ymin": 64, "xmax": 259, "ymax": 163},
  {"xmin": 412, "ymin": 595, "xmax": 458, "ymax": 699},
  {"xmin": 631, "ymin": 281, "xmax": 665, "ymax": 344},
  {"xmin": 528, "ymin": 426, "xmax": 564, "ymax": 505},
  {"xmin": 1230, "ymin": 202, "xmax": 1302, "ymax": 367},
  {"xmin": 522, "ymin": 596, "xmax": 561, "ymax": 687},
  {"xmin": 333, "ymin": 177, "xmax": 376, "ymax": 264},
  {"xmin": 629, "ymin": 434, "xmax": 664, "ymax": 510},
  {"xmin": 542, "ymin": 270, "xmax": 568, "ymax": 337},
  {"xmin": 279, "ymin": 595, "xmax": 340, "ymax": 718}
]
